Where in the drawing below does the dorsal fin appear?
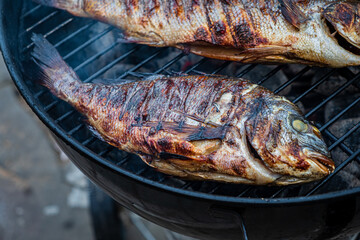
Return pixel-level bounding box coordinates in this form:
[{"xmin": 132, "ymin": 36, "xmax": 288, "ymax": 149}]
[{"xmin": 279, "ymin": 0, "xmax": 308, "ymax": 29}]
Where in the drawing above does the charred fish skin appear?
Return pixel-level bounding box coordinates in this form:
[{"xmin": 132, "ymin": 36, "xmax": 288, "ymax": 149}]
[
  {"xmin": 31, "ymin": 34, "xmax": 335, "ymax": 185},
  {"xmin": 33, "ymin": 0, "xmax": 360, "ymax": 67}
]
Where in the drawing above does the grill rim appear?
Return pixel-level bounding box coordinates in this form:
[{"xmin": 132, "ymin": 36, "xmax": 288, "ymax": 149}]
[{"xmin": 2, "ymin": 1, "xmax": 360, "ymax": 206}]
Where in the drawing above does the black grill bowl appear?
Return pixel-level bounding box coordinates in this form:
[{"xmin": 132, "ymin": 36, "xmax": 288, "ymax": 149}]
[{"xmin": 2, "ymin": 1, "xmax": 360, "ymax": 239}]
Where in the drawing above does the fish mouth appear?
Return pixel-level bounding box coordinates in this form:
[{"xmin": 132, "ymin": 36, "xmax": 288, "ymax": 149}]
[
  {"xmin": 274, "ymin": 153, "xmax": 335, "ymax": 185},
  {"xmin": 307, "ymin": 152, "xmax": 335, "ymax": 174},
  {"xmin": 324, "ymin": 18, "xmax": 360, "ymax": 56}
]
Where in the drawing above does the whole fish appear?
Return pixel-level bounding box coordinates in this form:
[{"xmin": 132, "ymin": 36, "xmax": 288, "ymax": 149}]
[
  {"xmin": 34, "ymin": 0, "xmax": 360, "ymax": 67},
  {"xmin": 31, "ymin": 34, "xmax": 335, "ymax": 185}
]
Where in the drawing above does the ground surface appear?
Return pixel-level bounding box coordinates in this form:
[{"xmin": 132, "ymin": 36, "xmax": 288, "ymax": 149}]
[{"xmin": 0, "ymin": 55, "xmax": 94, "ymax": 240}]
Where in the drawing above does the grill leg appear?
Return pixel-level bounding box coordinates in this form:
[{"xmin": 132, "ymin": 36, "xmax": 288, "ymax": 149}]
[{"xmin": 89, "ymin": 181, "xmax": 125, "ymax": 240}]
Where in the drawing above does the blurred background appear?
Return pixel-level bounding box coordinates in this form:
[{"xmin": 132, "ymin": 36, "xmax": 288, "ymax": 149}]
[{"xmin": 0, "ymin": 53, "xmax": 94, "ymax": 239}]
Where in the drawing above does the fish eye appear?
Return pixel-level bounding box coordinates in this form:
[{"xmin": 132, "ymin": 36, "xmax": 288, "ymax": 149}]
[{"xmin": 292, "ymin": 119, "xmax": 308, "ymax": 133}]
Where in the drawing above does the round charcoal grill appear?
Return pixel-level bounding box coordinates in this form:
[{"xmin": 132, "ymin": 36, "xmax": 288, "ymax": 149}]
[{"xmin": 2, "ymin": 1, "xmax": 360, "ymax": 239}]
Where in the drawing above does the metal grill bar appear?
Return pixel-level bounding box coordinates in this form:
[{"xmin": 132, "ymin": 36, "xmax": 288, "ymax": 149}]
[
  {"xmin": 328, "ymin": 122, "xmax": 360, "ymax": 151},
  {"xmin": 43, "ymin": 100, "xmax": 58, "ymax": 112},
  {"xmin": 236, "ymin": 186, "xmax": 252, "ymax": 197},
  {"xmin": 236, "ymin": 64, "xmax": 257, "ymax": 78},
  {"xmin": 180, "ymin": 182, "xmax": 194, "ymax": 189},
  {"xmin": 55, "ymin": 109, "xmax": 76, "ymax": 123},
  {"xmin": 98, "ymin": 147, "xmax": 113, "ymax": 157},
  {"xmin": 184, "ymin": 58, "xmax": 208, "ymax": 74},
  {"xmin": 22, "ymin": 5, "xmax": 42, "ymax": 19},
  {"xmin": 115, "ymin": 49, "xmax": 163, "ymax": 80},
  {"xmin": 274, "ymin": 66, "xmax": 311, "ymax": 94},
  {"xmin": 54, "ymin": 21, "xmax": 97, "ymax": 48},
  {"xmin": 63, "ymin": 26, "xmax": 114, "ymax": 60},
  {"xmin": 208, "ymin": 185, "xmax": 221, "ymax": 194},
  {"xmin": 115, "ymin": 155, "xmax": 131, "ymax": 166},
  {"xmin": 319, "ymin": 96, "xmax": 360, "ymax": 131},
  {"xmin": 270, "ymin": 188, "xmax": 284, "ymax": 198},
  {"xmin": 67, "ymin": 124, "xmax": 84, "ymax": 135},
  {"xmin": 211, "ymin": 61, "xmax": 231, "ymax": 75},
  {"xmin": 257, "ymin": 65, "xmax": 285, "ymax": 85},
  {"xmin": 25, "ymin": 17, "xmax": 74, "ymax": 49},
  {"xmin": 154, "ymin": 52, "xmax": 185, "ymax": 74},
  {"xmin": 73, "ymin": 41, "xmax": 120, "ymax": 71},
  {"xmin": 319, "ymin": 126, "xmax": 360, "ymax": 164},
  {"xmin": 22, "ymin": 11, "xmax": 59, "ymax": 35},
  {"xmin": 305, "ymin": 73, "xmax": 360, "ymax": 118},
  {"xmin": 81, "ymin": 136, "xmax": 96, "ymax": 146},
  {"xmin": 84, "ymin": 45, "xmax": 141, "ymax": 83},
  {"xmin": 293, "ymin": 69, "xmax": 336, "ymax": 103}
]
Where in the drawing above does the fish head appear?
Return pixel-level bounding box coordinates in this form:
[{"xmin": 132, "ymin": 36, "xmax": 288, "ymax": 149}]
[
  {"xmin": 246, "ymin": 95, "xmax": 335, "ymax": 184},
  {"xmin": 322, "ymin": 1, "xmax": 360, "ymax": 55}
]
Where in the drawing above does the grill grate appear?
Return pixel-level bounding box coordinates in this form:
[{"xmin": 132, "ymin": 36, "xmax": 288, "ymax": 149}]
[{"xmin": 19, "ymin": 1, "xmax": 360, "ymax": 200}]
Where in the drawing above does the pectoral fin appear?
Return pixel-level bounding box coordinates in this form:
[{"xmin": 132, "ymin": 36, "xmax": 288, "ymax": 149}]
[{"xmin": 279, "ymin": 0, "xmax": 308, "ymax": 29}]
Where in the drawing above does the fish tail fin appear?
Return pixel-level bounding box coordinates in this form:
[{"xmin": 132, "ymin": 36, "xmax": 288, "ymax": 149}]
[
  {"xmin": 33, "ymin": 0, "xmax": 86, "ymax": 17},
  {"xmin": 33, "ymin": 0, "xmax": 68, "ymax": 8},
  {"xmin": 31, "ymin": 33, "xmax": 81, "ymax": 100}
]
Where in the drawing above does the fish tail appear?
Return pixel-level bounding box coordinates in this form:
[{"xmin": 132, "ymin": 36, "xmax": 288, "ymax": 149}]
[
  {"xmin": 33, "ymin": 0, "xmax": 86, "ymax": 17},
  {"xmin": 31, "ymin": 33, "xmax": 81, "ymax": 101},
  {"xmin": 33, "ymin": 0, "xmax": 67, "ymax": 8}
]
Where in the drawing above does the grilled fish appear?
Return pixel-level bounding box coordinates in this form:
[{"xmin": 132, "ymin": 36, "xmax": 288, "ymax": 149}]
[
  {"xmin": 34, "ymin": 0, "xmax": 360, "ymax": 67},
  {"xmin": 31, "ymin": 34, "xmax": 335, "ymax": 185}
]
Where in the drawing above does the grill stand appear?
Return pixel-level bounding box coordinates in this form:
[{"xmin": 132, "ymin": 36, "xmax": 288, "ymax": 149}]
[
  {"xmin": 89, "ymin": 182, "xmax": 125, "ymax": 240},
  {"xmin": 89, "ymin": 181, "xmax": 251, "ymax": 240}
]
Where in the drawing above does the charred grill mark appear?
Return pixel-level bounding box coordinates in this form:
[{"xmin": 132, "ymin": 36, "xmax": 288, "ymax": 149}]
[
  {"xmin": 296, "ymin": 160, "xmax": 310, "ymax": 170},
  {"xmin": 194, "ymin": 26, "xmax": 209, "ymax": 41},
  {"xmin": 234, "ymin": 22, "xmax": 256, "ymax": 48},
  {"xmin": 202, "ymin": 81, "xmax": 223, "ymax": 118},
  {"xmin": 118, "ymin": 82, "xmax": 139, "ymax": 121},
  {"xmin": 219, "ymin": 0, "xmax": 230, "ymax": 5},
  {"xmin": 182, "ymin": 80, "xmax": 195, "ymax": 113},
  {"xmin": 136, "ymin": 81, "xmax": 155, "ymax": 123},
  {"xmin": 197, "ymin": 101, "xmax": 208, "ymax": 115},
  {"xmin": 220, "ymin": 1, "xmax": 240, "ymax": 47},
  {"xmin": 242, "ymin": 94, "xmax": 266, "ymax": 141},
  {"xmin": 147, "ymin": 0, "xmax": 160, "ymax": 16},
  {"xmin": 204, "ymin": 2, "xmax": 217, "ymax": 44},
  {"xmin": 214, "ymin": 21, "xmax": 226, "ymax": 36},
  {"xmin": 231, "ymin": 160, "xmax": 247, "ymax": 176},
  {"xmin": 173, "ymin": 0, "xmax": 185, "ymax": 18},
  {"xmin": 124, "ymin": 0, "xmax": 133, "ymax": 15},
  {"xmin": 243, "ymin": 4, "xmax": 256, "ymax": 28},
  {"xmin": 157, "ymin": 137, "xmax": 173, "ymax": 150},
  {"xmin": 165, "ymin": 0, "xmax": 172, "ymax": 23},
  {"xmin": 190, "ymin": 0, "xmax": 200, "ymax": 12}
]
